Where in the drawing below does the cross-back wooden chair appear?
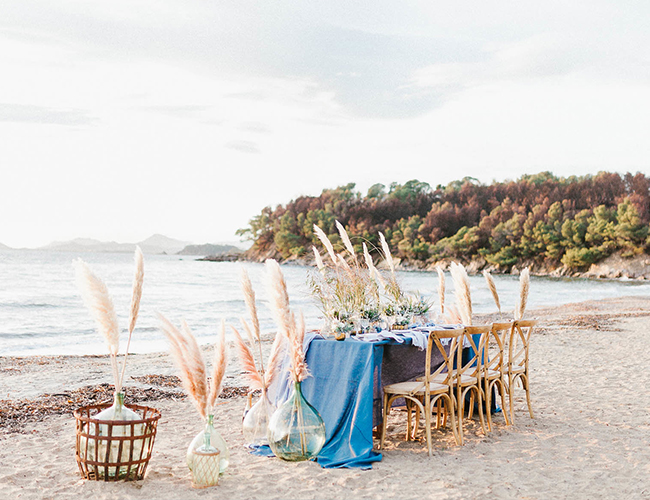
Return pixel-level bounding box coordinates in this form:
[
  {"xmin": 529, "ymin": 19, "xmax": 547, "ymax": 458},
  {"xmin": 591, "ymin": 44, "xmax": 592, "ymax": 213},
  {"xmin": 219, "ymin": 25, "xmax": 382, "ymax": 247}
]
[
  {"xmin": 504, "ymin": 320, "xmax": 537, "ymax": 423},
  {"xmin": 483, "ymin": 322, "xmax": 512, "ymax": 431},
  {"xmin": 454, "ymin": 325, "xmax": 489, "ymax": 445},
  {"xmin": 378, "ymin": 328, "xmax": 463, "ymax": 456}
]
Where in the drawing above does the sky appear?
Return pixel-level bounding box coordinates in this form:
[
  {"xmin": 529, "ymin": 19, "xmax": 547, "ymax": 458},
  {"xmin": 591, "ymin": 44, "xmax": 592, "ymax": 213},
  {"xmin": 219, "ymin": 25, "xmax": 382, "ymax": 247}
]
[{"xmin": 2, "ymin": 1, "xmax": 650, "ymax": 248}]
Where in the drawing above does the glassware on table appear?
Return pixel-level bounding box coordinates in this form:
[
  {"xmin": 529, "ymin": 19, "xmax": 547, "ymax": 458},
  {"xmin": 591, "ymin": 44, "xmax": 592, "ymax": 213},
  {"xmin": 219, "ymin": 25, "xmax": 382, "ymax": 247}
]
[
  {"xmin": 268, "ymin": 381, "xmax": 326, "ymax": 461},
  {"xmin": 187, "ymin": 414, "xmax": 229, "ymax": 475}
]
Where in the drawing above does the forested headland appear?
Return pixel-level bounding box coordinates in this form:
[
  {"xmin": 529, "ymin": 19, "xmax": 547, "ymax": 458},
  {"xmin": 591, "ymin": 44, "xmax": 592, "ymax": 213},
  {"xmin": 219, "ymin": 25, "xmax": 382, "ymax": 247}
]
[{"xmin": 237, "ymin": 171, "xmax": 650, "ymax": 276}]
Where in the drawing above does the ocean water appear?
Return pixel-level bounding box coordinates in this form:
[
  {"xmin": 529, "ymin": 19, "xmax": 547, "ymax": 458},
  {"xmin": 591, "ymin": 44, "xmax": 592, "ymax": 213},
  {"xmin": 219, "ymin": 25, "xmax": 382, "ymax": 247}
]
[{"xmin": 1, "ymin": 250, "xmax": 649, "ymax": 357}]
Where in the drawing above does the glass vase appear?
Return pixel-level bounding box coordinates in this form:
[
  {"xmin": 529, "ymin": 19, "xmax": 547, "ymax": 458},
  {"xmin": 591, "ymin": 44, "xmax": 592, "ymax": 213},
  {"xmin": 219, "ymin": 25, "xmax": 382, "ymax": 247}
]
[
  {"xmin": 242, "ymin": 391, "xmax": 274, "ymax": 447},
  {"xmin": 267, "ymin": 381, "xmax": 326, "ymax": 462},
  {"xmin": 85, "ymin": 391, "xmax": 146, "ymax": 479},
  {"xmin": 189, "ymin": 421, "xmax": 221, "ymax": 488},
  {"xmin": 186, "ymin": 414, "xmax": 229, "ymax": 475}
]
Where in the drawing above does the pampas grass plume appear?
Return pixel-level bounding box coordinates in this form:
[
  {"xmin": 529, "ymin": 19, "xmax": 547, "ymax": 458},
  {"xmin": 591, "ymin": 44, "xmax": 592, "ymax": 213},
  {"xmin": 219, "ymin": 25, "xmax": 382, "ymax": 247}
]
[
  {"xmin": 208, "ymin": 319, "xmax": 228, "ymax": 408},
  {"xmin": 313, "ymin": 224, "xmax": 337, "ymax": 266},
  {"xmin": 483, "ymin": 270, "xmax": 502, "ymax": 318},
  {"xmin": 313, "ymin": 246, "xmax": 325, "ymax": 271},
  {"xmin": 231, "ymin": 325, "xmax": 265, "ymax": 391},
  {"xmin": 450, "ymin": 262, "xmax": 472, "ymax": 325},
  {"xmin": 515, "ymin": 268, "xmax": 530, "ymax": 320},
  {"xmin": 378, "ymin": 232, "xmax": 395, "ymax": 274},
  {"xmin": 336, "ymin": 220, "xmax": 356, "ymax": 259}
]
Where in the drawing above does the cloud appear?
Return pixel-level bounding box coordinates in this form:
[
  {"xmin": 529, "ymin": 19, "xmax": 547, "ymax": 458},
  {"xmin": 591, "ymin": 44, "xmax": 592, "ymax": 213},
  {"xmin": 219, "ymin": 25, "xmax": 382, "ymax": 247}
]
[
  {"xmin": 224, "ymin": 140, "xmax": 261, "ymax": 154},
  {"xmin": 0, "ymin": 103, "xmax": 99, "ymax": 126}
]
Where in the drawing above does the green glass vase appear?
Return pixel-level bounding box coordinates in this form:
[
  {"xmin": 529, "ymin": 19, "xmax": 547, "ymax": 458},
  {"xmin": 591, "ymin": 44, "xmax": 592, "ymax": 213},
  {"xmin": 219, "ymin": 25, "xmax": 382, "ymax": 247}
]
[
  {"xmin": 267, "ymin": 381, "xmax": 326, "ymax": 461},
  {"xmin": 186, "ymin": 414, "xmax": 229, "ymax": 474}
]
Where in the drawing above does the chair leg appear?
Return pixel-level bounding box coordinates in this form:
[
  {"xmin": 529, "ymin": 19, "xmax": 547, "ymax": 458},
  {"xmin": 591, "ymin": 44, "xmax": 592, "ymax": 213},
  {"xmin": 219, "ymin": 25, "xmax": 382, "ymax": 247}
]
[
  {"xmin": 498, "ymin": 379, "xmax": 510, "ymax": 426},
  {"xmin": 424, "ymin": 398, "xmax": 432, "ymax": 457},
  {"xmin": 476, "ymin": 386, "xmax": 487, "ymax": 435},
  {"xmin": 508, "ymin": 374, "xmax": 515, "ymax": 425},
  {"xmin": 523, "ymin": 374, "xmax": 534, "ymax": 419},
  {"xmin": 448, "ymin": 394, "xmax": 460, "ymax": 446},
  {"xmin": 406, "ymin": 399, "xmax": 412, "ymax": 441},
  {"xmin": 457, "ymin": 386, "xmax": 464, "ymax": 446},
  {"xmin": 485, "ymin": 381, "xmax": 493, "ymax": 432},
  {"xmin": 412, "ymin": 401, "xmax": 421, "ymax": 439},
  {"xmin": 379, "ymin": 393, "xmax": 390, "ymax": 450}
]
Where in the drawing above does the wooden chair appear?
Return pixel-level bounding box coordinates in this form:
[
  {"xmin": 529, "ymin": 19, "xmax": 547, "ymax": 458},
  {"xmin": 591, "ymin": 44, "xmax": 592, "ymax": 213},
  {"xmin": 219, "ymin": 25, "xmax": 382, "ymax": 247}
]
[
  {"xmin": 483, "ymin": 322, "xmax": 512, "ymax": 431},
  {"xmin": 454, "ymin": 326, "xmax": 489, "ymax": 445},
  {"xmin": 378, "ymin": 329, "xmax": 463, "ymax": 456},
  {"xmin": 504, "ymin": 320, "xmax": 537, "ymax": 423}
]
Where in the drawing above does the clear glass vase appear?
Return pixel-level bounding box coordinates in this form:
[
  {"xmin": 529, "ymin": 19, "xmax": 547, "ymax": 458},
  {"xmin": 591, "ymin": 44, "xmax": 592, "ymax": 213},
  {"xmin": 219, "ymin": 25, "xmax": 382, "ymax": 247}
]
[
  {"xmin": 242, "ymin": 391, "xmax": 274, "ymax": 447},
  {"xmin": 189, "ymin": 422, "xmax": 221, "ymax": 488},
  {"xmin": 186, "ymin": 414, "xmax": 229, "ymax": 474},
  {"xmin": 267, "ymin": 381, "xmax": 326, "ymax": 462},
  {"xmin": 85, "ymin": 391, "xmax": 146, "ymax": 479}
]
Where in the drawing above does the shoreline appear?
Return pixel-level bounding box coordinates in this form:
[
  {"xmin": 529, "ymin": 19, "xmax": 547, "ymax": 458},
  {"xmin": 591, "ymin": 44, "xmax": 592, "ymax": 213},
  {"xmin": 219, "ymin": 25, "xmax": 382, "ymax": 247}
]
[{"xmin": 2, "ymin": 295, "xmax": 650, "ymax": 499}]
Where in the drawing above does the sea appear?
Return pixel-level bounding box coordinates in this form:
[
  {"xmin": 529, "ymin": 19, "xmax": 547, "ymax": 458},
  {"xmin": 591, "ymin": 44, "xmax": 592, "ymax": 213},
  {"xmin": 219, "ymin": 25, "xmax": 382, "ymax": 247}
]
[{"xmin": 1, "ymin": 250, "xmax": 649, "ymax": 357}]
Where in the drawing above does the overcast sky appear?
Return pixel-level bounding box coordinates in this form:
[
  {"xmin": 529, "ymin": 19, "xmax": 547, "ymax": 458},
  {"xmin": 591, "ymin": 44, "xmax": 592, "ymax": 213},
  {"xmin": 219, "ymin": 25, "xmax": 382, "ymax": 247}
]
[{"xmin": 2, "ymin": 1, "xmax": 650, "ymax": 248}]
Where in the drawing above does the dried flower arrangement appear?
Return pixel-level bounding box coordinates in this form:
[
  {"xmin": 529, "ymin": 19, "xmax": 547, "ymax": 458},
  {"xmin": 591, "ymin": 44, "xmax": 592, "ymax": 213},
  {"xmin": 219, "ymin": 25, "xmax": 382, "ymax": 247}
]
[
  {"xmin": 158, "ymin": 315, "xmax": 230, "ymax": 483},
  {"xmin": 309, "ymin": 222, "xmax": 432, "ymax": 335},
  {"xmin": 75, "ymin": 246, "xmax": 144, "ymax": 396}
]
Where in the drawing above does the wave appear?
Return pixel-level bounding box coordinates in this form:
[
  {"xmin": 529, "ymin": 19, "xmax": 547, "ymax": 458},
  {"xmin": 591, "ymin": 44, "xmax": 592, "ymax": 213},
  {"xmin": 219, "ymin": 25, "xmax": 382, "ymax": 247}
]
[{"xmin": 0, "ymin": 301, "xmax": 61, "ymax": 309}]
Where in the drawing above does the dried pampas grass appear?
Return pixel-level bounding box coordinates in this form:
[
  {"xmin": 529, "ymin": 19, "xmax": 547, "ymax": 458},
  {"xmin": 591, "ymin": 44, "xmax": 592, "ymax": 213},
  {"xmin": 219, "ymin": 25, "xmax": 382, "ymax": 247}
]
[
  {"xmin": 119, "ymin": 246, "xmax": 144, "ymax": 390},
  {"xmin": 483, "ymin": 270, "xmax": 502, "ymax": 318},
  {"xmin": 287, "ymin": 311, "xmax": 309, "ymax": 383},
  {"xmin": 208, "ymin": 320, "xmax": 227, "ymax": 408},
  {"xmin": 449, "ymin": 262, "xmax": 472, "ymax": 325},
  {"xmin": 75, "ymin": 259, "xmax": 121, "ymax": 390},
  {"xmin": 159, "ymin": 314, "xmax": 227, "ymax": 419},
  {"xmin": 264, "ymin": 330, "xmax": 285, "ymax": 387},
  {"xmin": 515, "ymin": 268, "xmax": 530, "ymax": 320},
  {"xmin": 231, "ymin": 325, "xmax": 265, "ymax": 392},
  {"xmin": 267, "ymin": 259, "xmax": 309, "ymax": 383},
  {"xmin": 313, "ymin": 224, "xmax": 337, "ymax": 266},
  {"xmin": 313, "ymin": 246, "xmax": 325, "ymax": 271},
  {"xmin": 378, "ymin": 232, "xmax": 395, "ymax": 275},
  {"xmin": 266, "ymin": 259, "xmax": 292, "ymax": 338},
  {"xmin": 336, "ymin": 220, "xmax": 357, "ymax": 260},
  {"xmin": 75, "ymin": 247, "xmax": 145, "ymax": 395},
  {"xmin": 363, "ymin": 243, "xmax": 386, "ymax": 288}
]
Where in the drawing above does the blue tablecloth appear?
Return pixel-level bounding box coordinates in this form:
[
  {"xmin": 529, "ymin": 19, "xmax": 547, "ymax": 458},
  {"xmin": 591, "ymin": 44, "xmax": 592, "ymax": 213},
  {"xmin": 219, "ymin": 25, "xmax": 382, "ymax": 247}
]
[{"xmin": 268, "ymin": 332, "xmax": 446, "ymax": 469}]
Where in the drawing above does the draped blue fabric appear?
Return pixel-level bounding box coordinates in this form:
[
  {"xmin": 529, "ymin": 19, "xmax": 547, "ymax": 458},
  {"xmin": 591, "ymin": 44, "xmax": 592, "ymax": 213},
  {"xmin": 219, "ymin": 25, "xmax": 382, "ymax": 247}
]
[{"xmin": 300, "ymin": 337, "xmax": 383, "ymax": 469}]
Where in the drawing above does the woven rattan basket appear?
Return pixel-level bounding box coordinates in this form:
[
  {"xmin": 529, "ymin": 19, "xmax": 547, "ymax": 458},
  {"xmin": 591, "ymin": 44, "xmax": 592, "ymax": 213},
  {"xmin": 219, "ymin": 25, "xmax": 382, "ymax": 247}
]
[{"xmin": 74, "ymin": 402, "xmax": 161, "ymax": 481}]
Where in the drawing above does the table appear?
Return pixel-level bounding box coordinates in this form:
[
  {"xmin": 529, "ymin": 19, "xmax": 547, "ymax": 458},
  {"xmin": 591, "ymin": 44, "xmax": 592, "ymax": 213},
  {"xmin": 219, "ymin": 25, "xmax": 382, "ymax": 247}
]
[{"xmin": 268, "ymin": 332, "xmax": 448, "ymax": 469}]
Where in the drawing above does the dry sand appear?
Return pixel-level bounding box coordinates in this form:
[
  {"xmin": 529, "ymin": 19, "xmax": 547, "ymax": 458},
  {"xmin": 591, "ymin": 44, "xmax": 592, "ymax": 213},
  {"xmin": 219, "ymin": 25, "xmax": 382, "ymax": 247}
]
[{"xmin": 2, "ymin": 296, "xmax": 650, "ymax": 500}]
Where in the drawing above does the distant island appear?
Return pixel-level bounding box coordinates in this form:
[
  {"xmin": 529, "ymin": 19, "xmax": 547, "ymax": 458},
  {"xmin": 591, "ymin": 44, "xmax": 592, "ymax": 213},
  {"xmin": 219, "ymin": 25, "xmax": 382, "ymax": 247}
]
[
  {"xmin": 236, "ymin": 171, "xmax": 650, "ymax": 279},
  {"xmin": 5, "ymin": 234, "xmax": 244, "ymax": 257},
  {"xmin": 178, "ymin": 243, "xmax": 242, "ymax": 256}
]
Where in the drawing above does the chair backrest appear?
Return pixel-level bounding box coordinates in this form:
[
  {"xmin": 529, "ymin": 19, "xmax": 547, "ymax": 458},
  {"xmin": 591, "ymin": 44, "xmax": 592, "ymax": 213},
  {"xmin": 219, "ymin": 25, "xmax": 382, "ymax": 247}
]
[
  {"xmin": 458, "ymin": 325, "xmax": 490, "ymax": 380},
  {"xmin": 487, "ymin": 322, "xmax": 513, "ymax": 377},
  {"xmin": 424, "ymin": 328, "xmax": 464, "ymax": 387},
  {"xmin": 506, "ymin": 320, "xmax": 537, "ymax": 373}
]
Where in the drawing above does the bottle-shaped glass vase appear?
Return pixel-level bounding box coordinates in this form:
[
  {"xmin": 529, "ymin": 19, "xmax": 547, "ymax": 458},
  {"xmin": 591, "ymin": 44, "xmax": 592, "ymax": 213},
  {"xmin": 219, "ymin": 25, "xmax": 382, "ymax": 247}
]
[
  {"xmin": 87, "ymin": 391, "xmax": 145, "ymax": 479},
  {"xmin": 186, "ymin": 414, "xmax": 229, "ymax": 474},
  {"xmin": 189, "ymin": 424, "xmax": 221, "ymax": 488},
  {"xmin": 267, "ymin": 381, "xmax": 326, "ymax": 462},
  {"xmin": 242, "ymin": 390, "xmax": 274, "ymax": 447}
]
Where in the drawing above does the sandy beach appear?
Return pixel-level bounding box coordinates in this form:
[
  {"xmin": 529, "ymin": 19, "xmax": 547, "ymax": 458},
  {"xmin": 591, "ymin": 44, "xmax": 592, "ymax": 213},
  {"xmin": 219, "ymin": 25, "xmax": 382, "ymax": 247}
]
[{"xmin": 2, "ymin": 296, "xmax": 650, "ymax": 500}]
